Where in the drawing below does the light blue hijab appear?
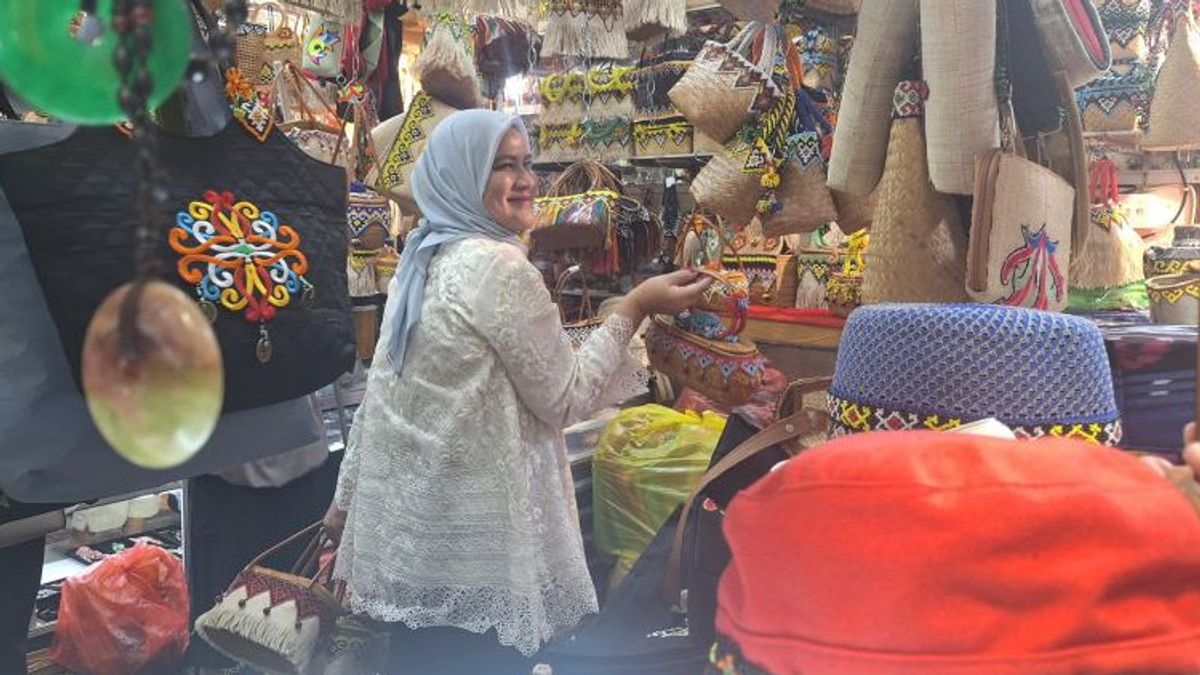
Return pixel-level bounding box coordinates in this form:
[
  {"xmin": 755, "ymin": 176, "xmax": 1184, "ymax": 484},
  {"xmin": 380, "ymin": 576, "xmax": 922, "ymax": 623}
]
[{"xmin": 383, "ymin": 109, "xmax": 528, "ymax": 373}]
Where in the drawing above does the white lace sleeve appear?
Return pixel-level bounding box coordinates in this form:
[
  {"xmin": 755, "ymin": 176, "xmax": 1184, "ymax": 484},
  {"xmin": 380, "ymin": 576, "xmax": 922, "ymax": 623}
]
[
  {"xmin": 332, "ymin": 406, "xmax": 363, "ymax": 510},
  {"xmin": 472, "ymin": 249, "xmax": 637, "ymax": 429}
]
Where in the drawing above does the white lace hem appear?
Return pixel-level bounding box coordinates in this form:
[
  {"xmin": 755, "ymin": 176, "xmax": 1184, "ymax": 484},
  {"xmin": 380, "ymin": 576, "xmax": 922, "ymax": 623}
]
[{"xmin": 335, "ymin": 576, "xmax": 599, "ymax": 657}]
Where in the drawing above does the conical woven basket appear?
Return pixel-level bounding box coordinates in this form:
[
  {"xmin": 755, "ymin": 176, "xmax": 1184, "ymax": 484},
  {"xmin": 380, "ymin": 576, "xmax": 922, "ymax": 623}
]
[
  {"xmin": 861, "ymin": 117, "xmax": 968, "ymax": 304},
  {"xmin": 1071, "ymin": 206, "xmax": 1147, "ymax": 289},
  {"xmin": 761, "ymin": 159, "xmax": 839, "ymax": 236},
  {"xmin": 1144, "ymin": 12, "xmax": 1200, "ymax": 150}
]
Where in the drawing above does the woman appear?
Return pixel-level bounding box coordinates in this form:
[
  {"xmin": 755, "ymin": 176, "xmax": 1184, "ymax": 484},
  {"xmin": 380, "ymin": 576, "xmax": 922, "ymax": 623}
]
[{"xmin": 324, "ymin": 109, "xmax": 710, "ymax": 673}]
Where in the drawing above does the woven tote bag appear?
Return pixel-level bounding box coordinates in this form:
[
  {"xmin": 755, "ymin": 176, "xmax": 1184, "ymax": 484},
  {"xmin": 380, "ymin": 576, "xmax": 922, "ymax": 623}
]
[
  {"xmin": 668, "ymin": 23, "xmax": 784, "ymax": 145},
  {"xmin": 966, "ymin": 110, "xmax": 1076, "ymax": 312},
  {"xmin": 826, "ymin": 0, "xmax": 920, "ymax": 195},
  {"xmin": 761, "ymin": 90, "xmax": 838, "ymax": 237},
  {"xmin": 862, "ymin": 80, "xmax": 968, "ymax": 305},
  {"xmin": 922, "ymin": 0, "xmax": 1002, "ymax": 196},
  {"xmin": 1143, "ymin": 10, "xmax": 1200, "ymax": 151}
]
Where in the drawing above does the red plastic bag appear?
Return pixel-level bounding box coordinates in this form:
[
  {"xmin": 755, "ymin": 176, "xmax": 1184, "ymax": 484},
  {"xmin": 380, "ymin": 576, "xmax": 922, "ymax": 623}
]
[{"xmin": 50, "ymin": 543, "xmax": 189, "ymax": 675}]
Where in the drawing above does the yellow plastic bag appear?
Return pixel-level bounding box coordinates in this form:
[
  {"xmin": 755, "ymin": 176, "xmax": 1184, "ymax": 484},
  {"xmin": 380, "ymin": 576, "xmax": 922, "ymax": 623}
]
[{"xmin": 592, "ymin": 405, "xmax": 726, "ymax": 589}]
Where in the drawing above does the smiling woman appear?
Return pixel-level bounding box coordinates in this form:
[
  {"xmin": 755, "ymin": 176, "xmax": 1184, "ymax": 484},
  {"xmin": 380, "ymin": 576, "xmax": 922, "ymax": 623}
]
[{"xmin": 322, "ymin": 109, "xmax": 710, "ymax": 674}]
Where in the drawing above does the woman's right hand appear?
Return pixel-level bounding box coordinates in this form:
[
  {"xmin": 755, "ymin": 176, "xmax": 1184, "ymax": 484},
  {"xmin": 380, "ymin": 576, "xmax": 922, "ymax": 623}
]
[
  {"xmin": 625, "ymin": 269, "xmax": 713, "ymax": 318},
  {"xmin": 323, "ymin": 501, "xmax": 347, "ymax": 545}
]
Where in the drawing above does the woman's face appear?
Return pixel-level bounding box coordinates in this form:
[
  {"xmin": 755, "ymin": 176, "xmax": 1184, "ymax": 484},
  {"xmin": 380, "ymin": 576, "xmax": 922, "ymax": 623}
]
[{"xmin": 484, "ymin": 127, "xmax": 538, "ymax": 234}]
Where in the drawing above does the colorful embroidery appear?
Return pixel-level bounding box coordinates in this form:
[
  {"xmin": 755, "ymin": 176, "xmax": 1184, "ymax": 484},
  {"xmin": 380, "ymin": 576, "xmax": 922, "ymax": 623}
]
[
  {"xmin": 169, "ymin": 190, "xmax": 313, "ymax": 363},
  {"xmin": 306, "ymin": 23, "xmax": 342, "ymax": 65},
  {"xmin": 225, "ymin": 67, "xmax": 274, "ymax": 143},
  {"xmin": 827, "ymin": 395, "xmax": 1123, "ymax": 445},
  {"xmin": 379, "ymin": 92, "xmax": 436, "ymax": 192},
  {"xmin": 892, "ymin": 80, "xmax": 929, "ymax": 119},
  {"xmin": 998, "ymin": 224, "xmax": 1066, "ymax": 310},
  {"xmin": 633, "ymin": 120, "xmax": 693, "ymax": 153}
]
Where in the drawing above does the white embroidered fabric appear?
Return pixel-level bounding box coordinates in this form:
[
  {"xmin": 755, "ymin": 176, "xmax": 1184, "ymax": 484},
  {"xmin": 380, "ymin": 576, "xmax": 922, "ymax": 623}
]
[{"xmin": 333, "ymin": 239, "xmax": 639, "ymax": 656}]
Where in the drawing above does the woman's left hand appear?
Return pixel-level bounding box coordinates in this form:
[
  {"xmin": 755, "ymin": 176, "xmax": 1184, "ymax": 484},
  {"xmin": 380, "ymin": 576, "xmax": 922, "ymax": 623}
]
[{"xmin": 1140, "ymin": 423, "xmax": 1200, "ymax": 514}]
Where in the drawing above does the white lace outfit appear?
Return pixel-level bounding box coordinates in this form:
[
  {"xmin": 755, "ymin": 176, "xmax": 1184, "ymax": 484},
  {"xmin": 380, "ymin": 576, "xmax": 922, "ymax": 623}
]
[{"xmin": 333, "ymin": 238, "xmax": 639, "ymax": 656}]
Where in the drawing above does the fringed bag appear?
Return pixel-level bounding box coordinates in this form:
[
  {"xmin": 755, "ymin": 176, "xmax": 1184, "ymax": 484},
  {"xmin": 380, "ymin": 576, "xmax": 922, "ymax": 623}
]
[
  {"xmin": 761, "ymin": 88, "xmax": 838, "ymax": 236},
  {"xmin": 543, "ymin": 0, "xmax": 629, "ymax": 60},
  {"xmin": 633, "ymin": 118, "xmax": 695, "ymax": 157},
  {"xmin": 794, "ymin": 222, "xmax": 847, "ymax": 310},
  {"xmin": 538, "ymin": 71, "xmax": 587, "ymax": 125},
  {"xmin": 372, "ymin": 91, "xmax": 458, "ymax": 213},
  {"xmin": 669, "ymin": 23, "xmax": 785, "ymax": 145},
  {"xmin": 195, "ymin": 523, "xmax": 346, "ymax": 675},
  {"xmin": 1069, "ymin": 156, "xmax": 1149, "ymax": 311},
  {"xmin": 586, "ymin": 63, "xmax": 637, "ymax": 119},
  {"xmin": 414, "ymin": 13, "xmax": 482, "ymax": 110},
  {"xmin": 861, "ymin": 79, "xmax": 968, "ymax": 305},
  {"xmin": 532, "ymin": 161, "xmax": 622, "ymax": 256},
  {"xmin": 625, "ymin": 0, "xmax": 687, "ymax": 41},
  {"xmin": 581, "ymin": 117, "xmax": 634, "ymax": 163},
  {"xmin": 826, "ymin": 0, "xmax": 920, "ymax": 195}
]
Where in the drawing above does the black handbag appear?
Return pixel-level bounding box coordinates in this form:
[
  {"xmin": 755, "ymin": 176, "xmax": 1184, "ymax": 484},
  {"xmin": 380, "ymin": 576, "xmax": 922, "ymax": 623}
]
[
  {"xmin": 665, "ymin": 377, "xmax": 832, "ymax": 648},
  {"xmin": 0, "ymin": 122, "xmax": 354, "ymax": 412}
]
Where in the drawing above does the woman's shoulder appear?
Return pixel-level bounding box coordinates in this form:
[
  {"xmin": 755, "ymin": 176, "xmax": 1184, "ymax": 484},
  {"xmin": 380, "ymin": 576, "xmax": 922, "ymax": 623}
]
[{"xmin": 441, "ymin": 238, "xmax": 535, "ymax": 278}]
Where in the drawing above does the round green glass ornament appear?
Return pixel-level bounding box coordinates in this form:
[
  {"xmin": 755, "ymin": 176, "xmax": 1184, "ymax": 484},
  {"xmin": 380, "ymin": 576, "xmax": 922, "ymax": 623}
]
[{"xmin": 0, "ymin": 0, "xmax": 191, "ymax": 124}]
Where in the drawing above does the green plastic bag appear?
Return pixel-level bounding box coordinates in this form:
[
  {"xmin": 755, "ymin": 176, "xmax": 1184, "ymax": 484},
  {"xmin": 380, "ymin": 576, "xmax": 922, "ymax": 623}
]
[{"xmin": 592, "ymin": 405, "xmax": 726, "ymax": 589}]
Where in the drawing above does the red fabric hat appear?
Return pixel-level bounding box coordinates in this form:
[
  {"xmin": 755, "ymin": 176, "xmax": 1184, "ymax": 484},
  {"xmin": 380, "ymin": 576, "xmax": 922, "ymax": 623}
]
[{"xmin": 713, "ymin": 431, "xmax": 1200, "ymax": 675}]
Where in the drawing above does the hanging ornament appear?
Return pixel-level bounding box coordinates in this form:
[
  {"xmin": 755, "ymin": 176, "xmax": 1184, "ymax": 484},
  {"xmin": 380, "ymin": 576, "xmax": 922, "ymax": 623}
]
[
  {"xmin": 80, "ymin": 0, "xmax": 224, "ymax": 469},
  {"xmin": 0, "ymin": 0, "xmax": 191, "ymax": 124}
]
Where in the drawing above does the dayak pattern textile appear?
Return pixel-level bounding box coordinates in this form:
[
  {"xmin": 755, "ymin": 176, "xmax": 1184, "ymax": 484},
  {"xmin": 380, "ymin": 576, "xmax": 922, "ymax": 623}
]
[{"xmin": 828, "ymin": 304, "xmax": 1121, "ymax": 443}]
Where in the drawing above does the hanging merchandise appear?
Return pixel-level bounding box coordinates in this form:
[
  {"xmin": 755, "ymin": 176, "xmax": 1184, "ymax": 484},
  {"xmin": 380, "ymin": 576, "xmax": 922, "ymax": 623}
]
[
  {"xmin": 302, "ymin": 15, "xmax": 346, "ymax": 79},
  {"xmin": 830, "ymin": 187, "xmax": 875, "ymax": 233},
  {"xmin": 1029, "ymin": 0, "xmax": 1112, "ymax": 87},
  {"xmin": 861, "ymin": 79, "xmax": 968, "ymax": 305},
  {"xmin": 280, "ymin": 0, "xmax": 362, "ymax": 23},
  {"xmin": 275, "ymin": 62, "xmax": 351, "ymax": 171},
  {"xmin": 414, "ymin": 13, "xmax": 483, "ymax": 110},
  {"xmin": 236, "ymin": 6, "xmax": 271, "ymax": 82},
  {"xmin": 966, "ymin": 113, "xmax": 1076, "ymax": 311},
  {"xmin": 372, "ymin": 90, "xmax": 459, "ymax": 213},
  {"xmin": 793, "ymin": 21, "xmax": 838, "ymax": 91},
  {"xmin": 1143, "ymin": 5, "xmax": 1200, "ymax": 150},
  {"xmin": 1075, "ymin": 0, "xmax": 1157, "ymax": 133},
  {"xmin": 0, "ymin": 121, "xmax": 355, "ymax": 414},
  {"xmin": 196, "ymin": 523, "xmax": 346, "ymax": 675},
  {"xmin": 534, "ymin": 121, "xmax": 585, "ymax": 163},
  {"xmin": 475, "ymin": 15, "xmax": 539, "ymax": 87},
  {"xmin": 261, "ymin": 2, "xmax": 304, "ymax": 67},
  {"xmin": 542, "ymin": 0, "xmax": 629, "ymax": 60},
  {"xmin": 719, "ymin": 0, "xmax": 782, "ymax": 21},
  {"xmin": 826, "ymin": 0, "xmax": 920, "ymax": 195},
  {"xmin": 587, "ymin": 63, "xmax": 637, "ymax": 119},
  {"xmin": 539, "ymin": 70, "xmax": 588, "ymax": 125},
  {"xmin": 633, "ymin": 118, "xmax": 695, "ymax": 157},
  {"xmin": 226, "ymin": 67, "xmax": 276, "ymax": 142},
  {"xmin": 346, "ymin": 182, "xmax": 392, "ymax": 361},
  {"xmin": 0, "ymin": 0, "xmax": 191, "ymax": 125},
  {"xmin": 921, "ymin": 0, "xmax": 1001, "ymax": 196},
  {"xmin": 531, "ymin": 161, "xmax": 622, "ymax": 272},
  {"xmin": 625, "ymin": 0, "xmax": 687, "ymax": 41},
  {"xmin": 825, "ymin": 229, "xmax": 868, "ymax": 317},
  {"xmin": 1069, "ymin": 155, "xmax": 1149, "ymax": 312},
  {"xmin": 582, "ymin": 118, "xmax": 634, "ymax": 163},
  {"xmin": 669, "ymin": 23, "xmax": 785, "ymax": 146},
  {"xmin": 1100, "ymin": 0, "xmax": 1155, "ymax": 62},
  {"xmin": 634, "ymin": 60, "xmax": 690, "ymax": 121},
  {"xmin": 760, "ymin": 87, "xmax": 838, "ymax": 237}
]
